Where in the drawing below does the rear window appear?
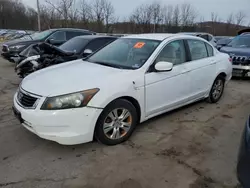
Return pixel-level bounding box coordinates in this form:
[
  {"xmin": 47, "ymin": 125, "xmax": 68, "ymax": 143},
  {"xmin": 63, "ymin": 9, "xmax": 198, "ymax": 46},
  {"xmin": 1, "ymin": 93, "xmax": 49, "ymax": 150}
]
[{"xmin": 205, "ymin": 43, "xmax": 214, "ymax": 57}]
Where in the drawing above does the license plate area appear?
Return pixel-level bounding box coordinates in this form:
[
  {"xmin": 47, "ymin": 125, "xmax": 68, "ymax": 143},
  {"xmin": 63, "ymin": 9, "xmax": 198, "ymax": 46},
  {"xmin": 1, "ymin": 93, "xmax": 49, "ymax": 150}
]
[{"xmin": 12, "ymin": 106, "xmax": 24, "ymax": 123}]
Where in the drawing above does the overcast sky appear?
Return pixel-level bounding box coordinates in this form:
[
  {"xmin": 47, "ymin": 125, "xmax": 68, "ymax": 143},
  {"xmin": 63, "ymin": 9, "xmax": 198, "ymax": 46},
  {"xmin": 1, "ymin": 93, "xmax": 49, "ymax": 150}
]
[{"xmin": 22, "ymin": 0, "xmax": 250, "ymax": 24}]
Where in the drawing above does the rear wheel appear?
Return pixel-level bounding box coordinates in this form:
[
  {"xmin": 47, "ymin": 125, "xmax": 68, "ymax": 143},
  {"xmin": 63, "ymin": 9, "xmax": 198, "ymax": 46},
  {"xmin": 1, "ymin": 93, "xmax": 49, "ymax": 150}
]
[
  {"xmin": 207, "ymin": 76, "xmax": 225, "ymax": 103},
  {"xmin": 95, "ymin": 99, "xmax": 138, "ymax": 145}
]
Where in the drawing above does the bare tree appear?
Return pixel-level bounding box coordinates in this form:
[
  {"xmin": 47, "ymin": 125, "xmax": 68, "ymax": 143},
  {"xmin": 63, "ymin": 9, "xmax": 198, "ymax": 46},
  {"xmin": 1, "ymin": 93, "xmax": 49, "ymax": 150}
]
[
  {"xmin": 172, "ymin": 5, "xmax": 180, "ymax": 27},
  {"xmin": 210, "ymin": 12, "xmax": 220, "ymax": 35},
  {"xmin": 180, "ymin": 3, "xmax": 197, "ymax": 26},
  {"xmin": 79, "ymin": 0, "xmax": 93, "ymax": 25},
  {"xmin": 130, "ymin": 4, "xmax": 153, "ymax": 33},
  {"xmin": 163, "ymin": 5, "xmax": 173, "ymax": 26},
  {"xmin": 227, "ymin": 13, "xmax": 234, "ymax": 25},
  {"xmin": 45, "ymin": 0, "xmax": 75, "ymax": 26},
  {"xmin": 103, "ymin": 0, "xmax": 115, "ymax": 32},
  {"xmin": 235, "ymin": 10, "xmax": 246, "ymax": 27},
  {"xmin": 91, "ymin": 0, "xmax": 105, "ymax": 31},
  {"xmin": 211, "ymin": 12, "xmax": 219, "ymax": 23},
  {"xmin": 150, "ymin": 2, "xmax": 162, "ymax": 32}
]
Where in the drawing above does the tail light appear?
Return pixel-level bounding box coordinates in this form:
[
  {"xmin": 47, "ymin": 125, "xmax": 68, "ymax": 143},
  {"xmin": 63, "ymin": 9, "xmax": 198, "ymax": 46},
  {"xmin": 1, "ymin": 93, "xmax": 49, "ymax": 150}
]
[{"xmin": 229, "ymin": 57, "xmax": 232, "ymax": 62}]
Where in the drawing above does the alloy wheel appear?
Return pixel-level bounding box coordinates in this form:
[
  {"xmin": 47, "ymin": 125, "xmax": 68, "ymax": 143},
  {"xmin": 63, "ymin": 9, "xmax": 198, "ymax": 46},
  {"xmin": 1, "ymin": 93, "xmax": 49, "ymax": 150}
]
[{"xmin": 103, "ymin": 108, "xmax": 132, "ymax": 140}]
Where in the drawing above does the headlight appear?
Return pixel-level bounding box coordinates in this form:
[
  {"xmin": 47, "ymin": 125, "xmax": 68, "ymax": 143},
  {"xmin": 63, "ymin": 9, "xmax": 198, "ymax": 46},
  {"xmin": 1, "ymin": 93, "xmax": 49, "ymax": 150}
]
[
  {"xmin": 41, "ymin": 88, "xmax": 99, "ymax": 110},
  {"xmin": 9, "ymin": 45, "xmax": 26, "ymax": 51}
]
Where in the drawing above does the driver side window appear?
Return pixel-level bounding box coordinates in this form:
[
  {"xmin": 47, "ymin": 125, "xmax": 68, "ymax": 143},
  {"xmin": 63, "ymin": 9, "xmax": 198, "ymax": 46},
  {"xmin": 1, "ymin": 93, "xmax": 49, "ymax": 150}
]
[{"xmin": 155, "ymin": 40, "xmax": 186, "ymax": 65}]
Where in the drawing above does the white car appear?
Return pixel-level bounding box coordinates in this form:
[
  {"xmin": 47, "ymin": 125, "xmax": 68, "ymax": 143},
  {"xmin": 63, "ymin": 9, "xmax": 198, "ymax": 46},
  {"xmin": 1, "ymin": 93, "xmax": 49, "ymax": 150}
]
[{"xmin": 13, "ymin": 34, "xmax": 232, "ymax": 145}]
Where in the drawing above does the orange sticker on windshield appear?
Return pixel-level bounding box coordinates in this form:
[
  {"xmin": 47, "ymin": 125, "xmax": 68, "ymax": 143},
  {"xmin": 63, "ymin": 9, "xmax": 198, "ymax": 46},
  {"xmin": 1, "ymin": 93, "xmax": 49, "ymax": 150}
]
[{"xmin": 134, "ymin": 42, "xmax": 145, "ymax": 49}]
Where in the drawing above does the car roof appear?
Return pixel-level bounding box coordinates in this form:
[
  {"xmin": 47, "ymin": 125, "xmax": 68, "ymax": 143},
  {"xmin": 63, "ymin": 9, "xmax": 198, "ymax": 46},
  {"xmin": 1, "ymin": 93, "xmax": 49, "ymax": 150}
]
[
  {"xmin": 48, "ymin": 28, "xmax": 95, "ymax": 33},
  {"xmin": 180, "ymin": 32, "xmax": 212, "ymax": 36},
  {"xmin": 123, "ymin": 33, "xmax": 177, "ymax": 41},
  {"xmin": 75, "ymin": 35, "xmax": 117, "ymax": 40},
  {"xmin": 122, "ymin": 33, "xmax": 203, "ymax": 41}
]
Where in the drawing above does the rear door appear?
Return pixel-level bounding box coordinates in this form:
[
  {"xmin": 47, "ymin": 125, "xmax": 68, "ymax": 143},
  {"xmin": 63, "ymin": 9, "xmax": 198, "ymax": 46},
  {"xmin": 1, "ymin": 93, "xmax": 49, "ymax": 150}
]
[{"xmin": 185, "ymin": 39, "xmax": 217, "ymax": 99}]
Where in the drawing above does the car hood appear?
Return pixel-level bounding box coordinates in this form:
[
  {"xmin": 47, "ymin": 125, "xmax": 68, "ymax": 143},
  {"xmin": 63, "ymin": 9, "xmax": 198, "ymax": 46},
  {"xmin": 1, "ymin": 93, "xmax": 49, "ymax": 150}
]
[
  {"xmin": 21, "ymin": 60, "xmax": 133, "ymax": 97},
  {"xmin": 220, "ymin": 46, "xmax": 250, "ymax": 56},
  {"xmin": 3, "ymin": 39, "xmax": 40, "ymax": 47}
]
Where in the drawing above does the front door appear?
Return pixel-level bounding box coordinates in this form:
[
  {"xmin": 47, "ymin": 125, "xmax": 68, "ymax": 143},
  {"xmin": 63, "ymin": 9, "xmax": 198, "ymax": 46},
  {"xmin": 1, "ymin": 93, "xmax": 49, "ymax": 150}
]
[{"xmin": 145, "ymin": 40, "xmax": 190, "ymax": 117}]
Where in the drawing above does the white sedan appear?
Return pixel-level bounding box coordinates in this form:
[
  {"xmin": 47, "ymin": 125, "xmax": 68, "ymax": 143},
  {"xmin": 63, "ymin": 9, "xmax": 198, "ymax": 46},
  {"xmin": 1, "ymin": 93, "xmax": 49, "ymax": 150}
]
[{"xmin": 13, "ymin": 34, "xmax": 232, "ymax": 145}]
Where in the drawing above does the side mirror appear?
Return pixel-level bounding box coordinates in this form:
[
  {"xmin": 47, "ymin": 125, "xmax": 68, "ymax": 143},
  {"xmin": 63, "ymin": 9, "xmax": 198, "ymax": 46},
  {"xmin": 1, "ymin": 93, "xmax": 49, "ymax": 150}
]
[
  {"xmin": 47, "ymin": 38, "xmax": 55, "ymax": 44},
  {"xmin": 83, "ymin": 49, "xmax": 93, "ymax": 55},
  {"xmin": 155, "ymin": 61, "xmax": 173, "ymax": 72}
]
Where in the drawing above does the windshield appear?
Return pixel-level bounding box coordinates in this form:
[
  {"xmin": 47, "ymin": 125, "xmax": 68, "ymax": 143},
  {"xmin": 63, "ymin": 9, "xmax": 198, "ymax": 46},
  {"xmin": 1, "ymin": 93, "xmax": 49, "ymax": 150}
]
[
  {"xmin": 87, "ymin": 38, "xmax": 160, "ymax": 69},
  {"xmin": 19, "ymin": 35, "xmax": 32, "ymax": 40},
  {"xmin": 59, "ymin": 37, "xmax": 89, "ymax": 53},
  {"xmin": 30, "ymin": 30, "xmax": 53, "ymax": 40},
  {"xmin": 227, "ymin": 35, "xmax": 250, "ymax": 48},
  {"xmin": 217, "ymin": 38, "xmax": 232, "ymax": 45}
]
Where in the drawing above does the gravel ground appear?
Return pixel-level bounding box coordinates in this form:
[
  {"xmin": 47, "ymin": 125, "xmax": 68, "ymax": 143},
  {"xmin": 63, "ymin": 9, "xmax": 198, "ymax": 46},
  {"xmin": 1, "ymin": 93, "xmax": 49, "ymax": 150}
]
[{"xmin": 0, "ymin": 58, "xmax": 249, "ymax": 188}]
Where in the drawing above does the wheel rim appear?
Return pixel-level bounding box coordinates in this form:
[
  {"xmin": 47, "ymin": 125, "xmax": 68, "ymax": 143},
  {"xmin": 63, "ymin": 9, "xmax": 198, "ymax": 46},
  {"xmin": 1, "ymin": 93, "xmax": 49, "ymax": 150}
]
[
  {"xmin": 103, "ymin": 108, "xmax": 132, "ymax": 140},
  {"xmin": 212, "ymin": 79, "xmax": 223, "ymax": 100}
]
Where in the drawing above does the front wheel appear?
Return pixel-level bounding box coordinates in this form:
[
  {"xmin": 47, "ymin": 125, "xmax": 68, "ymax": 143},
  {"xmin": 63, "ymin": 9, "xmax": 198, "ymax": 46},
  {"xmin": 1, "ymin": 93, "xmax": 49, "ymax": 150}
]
[
  {"xmin": 94, "ymin": 99, "xmax": 138, "ymax": 145},
  {"xmin": 207, "ymin": 76, "xmax": 225, "ymax": 103}
]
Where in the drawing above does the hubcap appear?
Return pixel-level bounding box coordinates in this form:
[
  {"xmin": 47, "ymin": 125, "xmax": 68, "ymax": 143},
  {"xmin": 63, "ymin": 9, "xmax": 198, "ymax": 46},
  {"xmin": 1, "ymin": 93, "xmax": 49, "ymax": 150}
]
[
  {"xmin": 103, "ymin": 108, "xmax": 132, "ymax": 140},
  {"xmin": 212, "ymin": 79, "xmax": 223, "ymax": 100}
]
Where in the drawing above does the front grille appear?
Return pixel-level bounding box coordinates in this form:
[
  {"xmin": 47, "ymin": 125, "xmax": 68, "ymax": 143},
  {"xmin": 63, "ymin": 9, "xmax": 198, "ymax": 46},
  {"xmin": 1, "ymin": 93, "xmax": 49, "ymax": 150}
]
[
  {"xmin": 2, "ymin": 45, "xmax": 8, "ymax": 52},
  {"xmin": 17, "ymin": 90, "xmax": 38, "ymax": 108},
  {"xmin": 231, "ymin": 56, "xmax": 250, "ymax": 65}
]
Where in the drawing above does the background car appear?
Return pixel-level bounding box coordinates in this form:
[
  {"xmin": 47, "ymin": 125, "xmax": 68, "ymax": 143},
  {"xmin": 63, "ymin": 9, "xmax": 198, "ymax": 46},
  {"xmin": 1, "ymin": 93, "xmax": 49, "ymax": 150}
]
[
  {"xmin": 1, "ymin": 28, "xmax": 95, "ymax": 63},
  {"xmin": 216, "ymin": 37, "xmax": 233, "ymax": 50},
  {"xmin": 237, "ymin": 115, "xmax": 250, "ymax": 188},
  {"xmin": 179, "ymin": 32, "xmax": 217, "ymax": 47},
  {"xmin": 220, "ymin": 32, "xmax": 250, "ymax": 77},
  {"xmin": 15, "ymin": 35, "xmax": 117, "ymax": 77}
]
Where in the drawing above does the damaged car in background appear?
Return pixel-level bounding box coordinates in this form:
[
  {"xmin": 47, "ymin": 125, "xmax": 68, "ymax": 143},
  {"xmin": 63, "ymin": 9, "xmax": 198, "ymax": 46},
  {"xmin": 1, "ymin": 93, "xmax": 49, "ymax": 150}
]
[
  {"xmin": 15, "ymin": 35, "xmax": 117, "ymax": 78},
  {"xmin": 1, "ymin": 28, "xmax": 95, "ymax": 63}
]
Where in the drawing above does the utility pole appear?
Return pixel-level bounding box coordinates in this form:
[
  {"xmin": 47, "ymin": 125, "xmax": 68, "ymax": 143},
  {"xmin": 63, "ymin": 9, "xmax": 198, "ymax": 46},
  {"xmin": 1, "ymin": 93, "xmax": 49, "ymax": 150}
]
[{"xmin": 37, "ymin": 0, "xmax": 41, "ymax": 31}]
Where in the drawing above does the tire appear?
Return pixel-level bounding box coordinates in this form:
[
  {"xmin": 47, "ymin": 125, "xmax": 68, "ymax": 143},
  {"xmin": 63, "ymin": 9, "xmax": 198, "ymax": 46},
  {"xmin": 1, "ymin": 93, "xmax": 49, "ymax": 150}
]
[
  {"xmin": 94, "ymin": 99, "xmax": 138, "ymax": 145},
  {"xmin": 207, "ymin": 75, "xmax": 225, "ymax": 103}
]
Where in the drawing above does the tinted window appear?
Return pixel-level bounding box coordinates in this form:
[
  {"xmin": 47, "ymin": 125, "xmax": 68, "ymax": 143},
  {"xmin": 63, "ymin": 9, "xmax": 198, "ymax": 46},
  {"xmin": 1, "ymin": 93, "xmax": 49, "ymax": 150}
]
[
  {"xmin": 88, "ymin": 38, "xmax": 160, "ymax": 69},
  {"xmin": 66, "ymin": 31, "xmax": 88, "ymax": 40},
  {"xmin": 59, "ymin": 37, "xmax": 90, "ymax": 53},
  {"xmin": 208, "ymin": 35, "xmax": 213, "ymax": 41},
  {"xmin": 30, "ymin": 30, "xmax": 53, "ymax": 40},
  {"xmin": 199, "ymin": 34, "xmax": 209, "ymax": 41},
  {"xmin": 85, "ymin": 38, "xmax": 115, "ymax": 52},
  {"xmin": 155, "ymin": 40, "xmax": 186, "ymax": 65},
  {"xmin": 217, "ymin": 38, "xmax": 232, "ymax": 45},
  {"xmin": 205, "ymin": 43, "xmax": 214, "ymax": 57},
  {"xmin": 187, "ymin": 40, "xmax": 208, "ymax": 60},
  {"xmin": 48, "ymin": 31, "xmax": 66, "ymax": 41}
]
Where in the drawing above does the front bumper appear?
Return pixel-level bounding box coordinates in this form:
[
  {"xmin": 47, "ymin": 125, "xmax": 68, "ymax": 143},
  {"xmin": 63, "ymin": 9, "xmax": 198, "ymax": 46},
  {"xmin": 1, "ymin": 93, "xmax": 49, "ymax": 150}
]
[
  {"xmin": 1, "ymin": 51, "xmax": 20, "ymax": 62},
  {"xmin": 237, "ymin": 116, "xmax": 250, "ymax": 188},
  {"xmin": 13, "ymin": 92, "xmax": 103, "ymax": 145},
  {"xmin": 232, "ymin": 65, "xmax": 250, "ymax": 77}
]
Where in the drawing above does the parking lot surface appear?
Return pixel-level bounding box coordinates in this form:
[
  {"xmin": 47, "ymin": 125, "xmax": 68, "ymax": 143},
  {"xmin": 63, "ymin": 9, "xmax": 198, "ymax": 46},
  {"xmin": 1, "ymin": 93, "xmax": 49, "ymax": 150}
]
[{"xmin": 0, "ymin": 58, "xmax": 249, "ymax": 188}]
